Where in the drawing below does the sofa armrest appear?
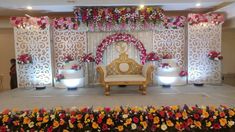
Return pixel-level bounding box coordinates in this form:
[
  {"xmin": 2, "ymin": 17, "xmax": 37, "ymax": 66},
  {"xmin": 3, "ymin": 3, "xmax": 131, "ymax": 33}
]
[
  {"xmin": 96, "ymin": 65, "xmax": 107, "ymax": 85},
  {"xmin": 142, "ymin": 64, "xmax": 154, "ymax": 83}
]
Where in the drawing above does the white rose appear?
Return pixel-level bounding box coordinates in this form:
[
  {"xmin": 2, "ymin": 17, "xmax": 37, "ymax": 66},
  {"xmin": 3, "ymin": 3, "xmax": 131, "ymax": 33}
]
[
  {"xmin": 123, "ymin": 114, "xmax": 128, "ymax": 118},
  {"xmin": 228, "ymin": 121, "xmax": 235, "ymax": 127},
  {"xmin": 161, "ymin": 123, "xmax": 167, "ymax": 131},
  {"xmin": 50, "ymin": 115, "xmax": 55, "ymax": 120},
  {"xmin": 28, "ymin": 122, "xmax": 34, "ymax": 128},
  {"xmin": 131, "ymin": 123, "xmax": 137, "ymax": 130}
]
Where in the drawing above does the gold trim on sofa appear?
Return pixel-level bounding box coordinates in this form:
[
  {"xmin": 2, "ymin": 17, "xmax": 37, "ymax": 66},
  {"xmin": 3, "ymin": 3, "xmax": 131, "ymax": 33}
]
[{"xmin": 97, "ymin": 53, "xmax": 154, "ymax": 96}]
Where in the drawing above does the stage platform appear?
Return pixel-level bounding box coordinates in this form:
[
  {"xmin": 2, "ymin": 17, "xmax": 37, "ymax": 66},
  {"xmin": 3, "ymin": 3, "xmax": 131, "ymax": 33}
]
[{"xmin": 0, "ymin": 84, "xmax": 235, "ymax": 110}]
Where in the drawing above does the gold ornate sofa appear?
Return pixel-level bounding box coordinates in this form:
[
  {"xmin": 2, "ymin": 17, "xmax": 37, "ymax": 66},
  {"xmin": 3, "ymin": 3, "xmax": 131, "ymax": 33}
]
[{"xmin": 96, "ymin": 53, "xmax": 154, "ymax": 96}]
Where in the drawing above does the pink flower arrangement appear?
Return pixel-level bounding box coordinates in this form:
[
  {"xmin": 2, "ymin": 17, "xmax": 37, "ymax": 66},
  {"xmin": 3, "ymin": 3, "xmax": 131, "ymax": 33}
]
[
  {"xmin": 179, "ymin": 70, "xmax": 188, "ymax": 77},
  {"xmin": 63, "ymin": 55, "xmax": 74, "ymax": 63},
  {"xmin": 71, "ymin": 64, "xmax": 81, "ymax": 71},
  {"xmin": 146, "ymin": 52, "xmax": 160, "ymax": 61},
  {"xmin": 188, "ymin": 13, "xmax": 224, "ymax": 25},
  {"xmin": 10, "ymin": 16, "xmax": 49, "ymax": 29},
  {"xmin": 82, "ymin": 53, "xmax": 95, "ymax": 63},
  {"xmin": 95, "ymin": 33, "xmax": 147, "ymax": 64},
  {"xmin": 17, "ymin": 54, "xmax": 32, "ymax": 64},
  {"xmin": 52, "ymin": 17, "xmax": 79, "ymax": 30},
  {"xmin": 164, "ymin": 16, "xmax": 186, "ymax": 29},
  {"xmin": 55, "ymin": 74, "xmax": 64, "ymax": 82},
  {"xmin": 162, "ymin": 53, "xmax": 172, "ymax": 59},
  {"xmin": 208, "ymin": 51, "xmax": 223, "ymax": 61},
  {"xmin": 161, "ymin": 63, "xmax": 171, "ymax": 69}
]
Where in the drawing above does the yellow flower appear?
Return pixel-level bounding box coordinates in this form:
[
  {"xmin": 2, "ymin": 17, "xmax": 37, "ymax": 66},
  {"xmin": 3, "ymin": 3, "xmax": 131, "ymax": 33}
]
[
  {"xmin": 141, "ymin": 121, "xmax": 148, "ymax": 129},
  {"xmin": 63, "ymin": 129, "xmax": 69, "ymax": 132},
  {"xmin": 171, "ymin": 105, "xmax": 179, "ymax": 111},
  {"xmin": 77, "ymin": 123, "xmax": 83, "ymax": 129},
  {"xmin": 153, "ymin": 116, "xmax": 159, "ymax": 124},
  {"xmin": 175, "ymin": 122, "xmax": 181, "ymax": 130},
  {"xmin": 182, "ymin": 111, "xmax": 188, "ymax": 119},
  {"xmin": 149, "ymin": 108, "xmax": 156, "ymax": 113},
  {"xmin": 92, "ymin": 122, "xmax": 99, "ymax": 129},
  {"xmin": 125, "ymin": 118, "xmax": 132, "ymax": 126},
  {"xmin": 117, "ymin": 125, "xmax": 124, "ymax": 131},
  {"xmin": 202, "ymin": 110, "xmax": 209, "ymax": 118},
  {"xmin": 219, "ymin": 118, "xmax": 227, "ymax": 126},
  {"xmin": 206, "ymin": 121, "xmax": 211, "ymax": 127},
  {"xmin": 36, "ymin": 122, "xmax": 42, "ymax": 127},
  {"xmin": 229, "ymin": 110, "xmax": 235, "ymax": 117},
  {"xmin": 122, "ymin": 114, "xmax": 128, "ymax": 119},
  {"xmin": 139, "ymin": 115, "xmax": 143, "ymax": 121},
  {"xmin": 53, "ymin": 120, "xmax": 59, "ymax": 128},
  {"xmin": 2, "ymin": 115, "xmax": 9, "ymax": 123},
  {"xmin": 166, "ymin": 120, "xmax": 174, "ymax": 127},
  {"xmin": 43, "ymin": 116, "xmax": 49, "ymax": 123},
  {"xmin": 228, "ymin": 121, "xmax": 235, "ymax": 128},
  {"xmin": 194, "ymin": 121, "xmax": 201, "ymax": 129},
  {"xmin": 23, "ymin": 117, "xmax": 31, "ymax": 124},
  {"xmin": 107, "ymin": 118, "xmax": 114, "ymax": 125}
]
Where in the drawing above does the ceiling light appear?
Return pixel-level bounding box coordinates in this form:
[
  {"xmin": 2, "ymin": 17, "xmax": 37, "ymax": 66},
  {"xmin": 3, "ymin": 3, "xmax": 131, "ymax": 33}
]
[
  {"xmin": 139, "ymin": 4, "xmax": 145, "ymax": 9},
  {"xmin": 196, "ymin": 3, "xmax": 201, "ymax": 7},
  {"xmin": 26, "ymin": 6, "xmax": 32, "ymax": 10}
]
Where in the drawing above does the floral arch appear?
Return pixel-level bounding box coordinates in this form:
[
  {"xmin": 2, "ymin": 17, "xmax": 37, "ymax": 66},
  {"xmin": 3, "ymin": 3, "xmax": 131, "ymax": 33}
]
[{"xmin": 95, "ymin": 33, "xmax": 147, "ymax": 64}]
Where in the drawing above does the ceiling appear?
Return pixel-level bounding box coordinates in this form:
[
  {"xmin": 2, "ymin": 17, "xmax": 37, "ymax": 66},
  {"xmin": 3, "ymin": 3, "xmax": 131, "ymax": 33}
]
[{"xmin": 0, "ymin": 0, "xmax": 234, "ymax": 16}]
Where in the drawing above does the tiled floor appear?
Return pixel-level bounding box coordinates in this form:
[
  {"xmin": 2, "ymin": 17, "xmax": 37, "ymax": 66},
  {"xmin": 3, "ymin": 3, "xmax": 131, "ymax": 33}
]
[{"xmin": 0, "ymin": 83, "xmax": 235, "ymax": 110}]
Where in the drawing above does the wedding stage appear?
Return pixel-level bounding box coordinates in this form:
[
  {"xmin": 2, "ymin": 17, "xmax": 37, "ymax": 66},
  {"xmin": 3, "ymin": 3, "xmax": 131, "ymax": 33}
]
[{"xmin": 1, "ymin": 84, "xmax": 235, "ymax": 111}]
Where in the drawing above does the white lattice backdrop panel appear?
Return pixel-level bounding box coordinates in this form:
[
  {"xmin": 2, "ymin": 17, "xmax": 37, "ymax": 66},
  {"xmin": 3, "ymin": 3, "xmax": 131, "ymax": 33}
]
[
  {"xmin": 53, "ymin": 30, "xmax": 87, "ymax": 74},
  {"xmin": 14, "ymin": 27, "xmax": 52, "ymax": 87},
  {"xmin": 188, "ymin": 24, "xmax": 222, "ymax": 84},
  {"xmin": 153, "ymin": 29, "xmax": 186, "ymax": 68}
]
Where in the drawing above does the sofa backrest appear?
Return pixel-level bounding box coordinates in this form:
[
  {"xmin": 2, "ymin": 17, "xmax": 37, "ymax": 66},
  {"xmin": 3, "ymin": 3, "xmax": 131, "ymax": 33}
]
[{"xmin": 106, "ymin": 53, "xmax": 142, "ymax": 75}]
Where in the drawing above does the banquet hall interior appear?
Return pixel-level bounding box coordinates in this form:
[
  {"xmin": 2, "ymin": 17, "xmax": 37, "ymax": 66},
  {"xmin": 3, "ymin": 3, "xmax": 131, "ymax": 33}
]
[{"xmin": 0, "ymin": 0, "xmax": 235, "ymax": 131}]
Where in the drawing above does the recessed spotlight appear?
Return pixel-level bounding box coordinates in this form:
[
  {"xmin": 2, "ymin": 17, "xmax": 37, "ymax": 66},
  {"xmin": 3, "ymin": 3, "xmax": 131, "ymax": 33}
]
[
  {"xmin": 26, "ymin": 6, "xmax": 32, "ymax": 10},
  {"xmin": 196, "ymin": 3, "xmax": 201, "ymax": 7},
  {"xmin": 139, "ymin": 4, "xmax": 145, "ymax": 9}
]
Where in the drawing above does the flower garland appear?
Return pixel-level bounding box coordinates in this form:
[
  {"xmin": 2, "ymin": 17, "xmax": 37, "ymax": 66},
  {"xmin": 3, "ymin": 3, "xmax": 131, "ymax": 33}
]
[
  {"xmin": 146, "ymin": 52, "xmax": 160, "ymax": 61},
  {"xmin": 95, "ymin": 33, "xmax": 146, "ymax": 64},
  {"xmin": 51, "ymin": 17, "xmax": 79, "ymax": 30},
  {"xmin": 208, "ymin": 51, "xmax": 223, "ymax": 61},
  {"xmin": 17, "ymin": 54, "xmax": 32, "ymax": 64},
  {"xmin": 164, "ymin": 16, "xmax": 186, "ymax": 29},
  {"xmin": 188, "ymin": 13, "xmax": 224, "ymax": 25},
  {"xmin": 74, "ymin": 7, "xmax": 165, "ymax": 26},
  {"xmin": 10, "ymin": 16, "xmax": 49, "ymax": 29},
  {"xmin": 0, "ymin": 105, "xmax": 235, "ymax": 131},
  {"xmin": 81, "ymin": 53, "xmax": 95, "ymax": 63}
]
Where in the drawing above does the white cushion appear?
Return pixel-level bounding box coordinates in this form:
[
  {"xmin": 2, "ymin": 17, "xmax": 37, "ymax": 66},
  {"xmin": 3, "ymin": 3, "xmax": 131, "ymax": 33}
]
[
  {"xmin": 119, "ymin": 63, "xmax": 129, "ymax": 72},
  {"xmin": 105, "ymin": 75, "xmax": 146, "ymax": 82}
]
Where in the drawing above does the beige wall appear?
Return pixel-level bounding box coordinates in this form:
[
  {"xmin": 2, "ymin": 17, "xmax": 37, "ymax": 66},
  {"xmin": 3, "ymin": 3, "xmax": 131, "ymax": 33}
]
[
  {"xmin": 0, "ymin": 28, "xmax": 15, "ymax": 90},
  {"xmin": 222, "ymin": 28, "xmax": 235, "ymax": 74}
]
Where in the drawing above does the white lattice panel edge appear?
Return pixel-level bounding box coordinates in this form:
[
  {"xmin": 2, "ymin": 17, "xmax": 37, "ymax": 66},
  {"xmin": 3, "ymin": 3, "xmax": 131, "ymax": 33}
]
[
  {"xmin": 188, "ymin": 24, "xmax": 222, "ymax": 84},
  {"xmin": 14, "ymin": 27, "xmax": 52, "ymax": 87}
]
